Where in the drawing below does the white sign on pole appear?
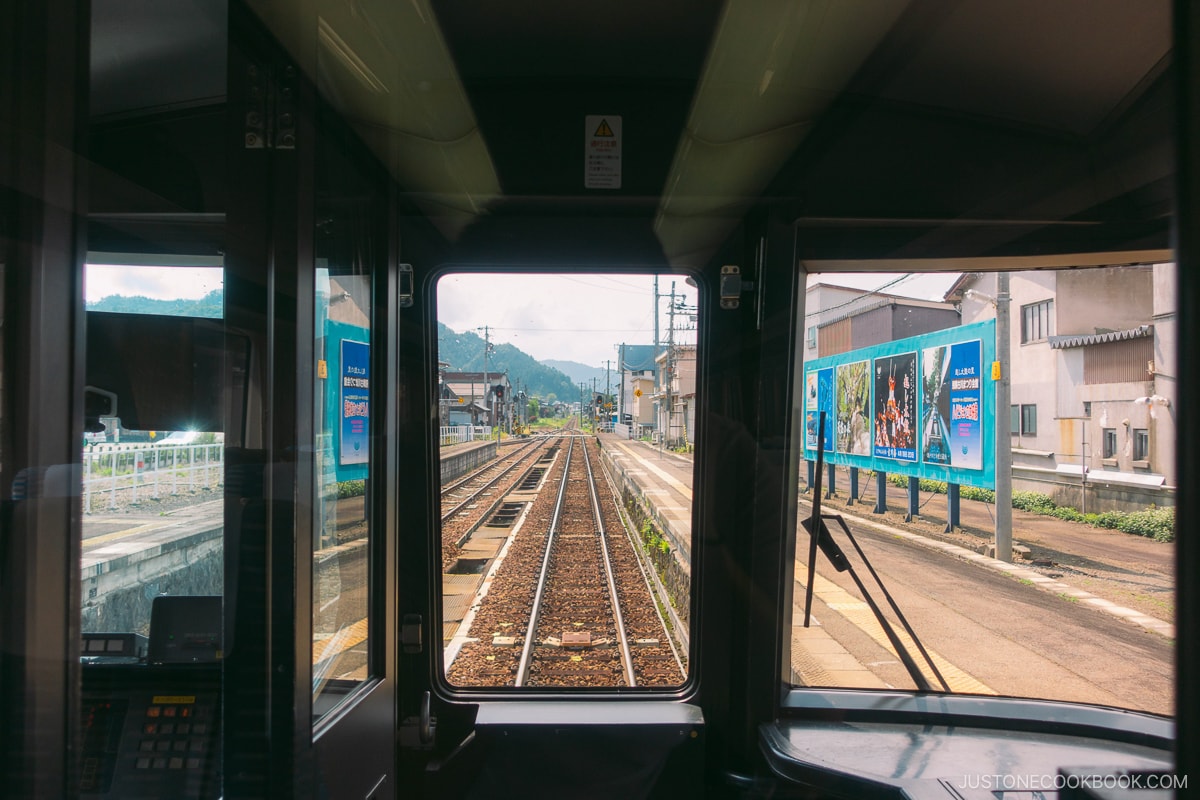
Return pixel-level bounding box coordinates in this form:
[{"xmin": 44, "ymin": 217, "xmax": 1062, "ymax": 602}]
[{"xmin": 585, "ymin": 115, "xmax": 622, "ymax": 189}]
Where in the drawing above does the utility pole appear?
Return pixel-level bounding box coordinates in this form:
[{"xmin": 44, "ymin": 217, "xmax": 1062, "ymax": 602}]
[
  {"xmin": 605, "ymin": 359, "xmax": 612, "ymax": 428},
  {"xmin": 617, "ymin": 343, "xmax": 625, "ymax": 423},
  {"xmin": 995, "ymin": 273, "xmax": 1013, "ymax": 562},
  {"xmin": 665, "ymin": 281, "xmax": 677, "ymax": 446},
  {"xmin": 579, "ymin": 382, "xmax": 585, "ymax": 430},
  {"xmin": 653, "ymin": 276, "xmax": 659, "ymax": 358},
  {"xmin": 478, "ymin": 325, "xmax": 491, "ymax": 433}
]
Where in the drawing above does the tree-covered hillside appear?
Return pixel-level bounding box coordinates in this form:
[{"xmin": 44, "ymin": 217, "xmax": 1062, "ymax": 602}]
[
  {"xmin": 86, "ymin": 290, "xmax": 223, "ymax": 318},
  {"xmin": 438, "ymin": 323, "xmax": 580, "ymax": 402}
]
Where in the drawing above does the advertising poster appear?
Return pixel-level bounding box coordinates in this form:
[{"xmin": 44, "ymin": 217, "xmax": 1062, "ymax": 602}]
[
  {"xmin": 921, "ymin": 340, "xmax": 983, "ymax": 470},
  {"xmin": 873, "ymin": 352, "xmax": 917, "ymax": 462},
  {"xmin": 921, "ymin": 345, "xmax": 953, "ymax": 465},
  {"xmin": 340, "ymin": 339, "xmax": 370, "ymax": 465},
  {"xmin": 804, "ymin": 368, "xmax": 834, "ymax": 451},
  {"xmin": 835, "ymin": 360, "xmax": 871, "ymax": 455}
]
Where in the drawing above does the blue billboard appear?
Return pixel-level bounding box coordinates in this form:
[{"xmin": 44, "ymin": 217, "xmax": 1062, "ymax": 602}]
[
  {"xmin": 803, "ymin": 320, "xmax": 995, "ymax": 490},
  {"xmin": 323, "ymin": 318, "xmax": 370, "ymax": 483},
  {"xmin": 340, "ymin": 338, "xmax": 370, "ymax": 467}
]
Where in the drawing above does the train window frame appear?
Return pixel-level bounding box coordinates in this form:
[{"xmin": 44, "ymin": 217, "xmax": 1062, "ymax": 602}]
[{"xmin": 425, "ymin": 264, "xmax": 704, "ymax": 702}]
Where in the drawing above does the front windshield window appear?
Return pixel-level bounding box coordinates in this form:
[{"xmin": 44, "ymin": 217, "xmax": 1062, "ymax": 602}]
[
  {"xmin": 436, "ymin": 272, "xmax": 697, "ymax": 689},
  {"xmin": 788, "ymin": 266, "xmax": 1174, "ymax": 715}
]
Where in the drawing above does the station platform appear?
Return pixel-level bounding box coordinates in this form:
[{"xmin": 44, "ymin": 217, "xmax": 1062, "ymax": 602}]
[{"xmin": 595, "ymin": 433, "xmax": 693, "ymax": 569}]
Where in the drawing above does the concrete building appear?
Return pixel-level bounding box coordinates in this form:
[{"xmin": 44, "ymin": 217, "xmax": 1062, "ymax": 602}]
[
  {"xmin": 805, "ymin": 283, "xmax": 961, "ymax": 358},
  {"xmin": 616, "ymin": 344, "xmax": 658, "ymax": 432},
  {"xmin": 441, "ymin": 371, "xmax": 512, "ymax": 429},
  {"xmin": 655, "ymin": 344, "xmax": 697, "ymax": 449},
  {"xmin": 946, "ymin": 265, "xmax": 1175, "ymax": 511}
]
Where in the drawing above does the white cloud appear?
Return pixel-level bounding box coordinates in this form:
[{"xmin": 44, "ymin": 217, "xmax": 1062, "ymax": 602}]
[
  {"xmin": 85, "ymin": 264, "xmax": 223, "ymax": 304},
  {"xmin": 437, "ymin": 273, "xmax": 698, "ymax": 366}
]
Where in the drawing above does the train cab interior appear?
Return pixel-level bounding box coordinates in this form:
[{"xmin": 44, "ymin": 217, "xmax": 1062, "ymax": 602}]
[{"xmin": 3, "ymin": 0, "xmax": 1197, "ymax": 797}]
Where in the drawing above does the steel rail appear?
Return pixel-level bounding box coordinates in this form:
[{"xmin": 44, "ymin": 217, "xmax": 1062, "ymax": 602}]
[
  {"xmin": 582, "ymin": 442, "xmax": 637, "ymax": 687},
  {"xmin": 441, "ymin": 439, "xmax": 544, "ymax": 521},
  {"xmin": 514, "ymin": 437, "xmax": 574, "ymax": 687},
  {"xmin": 598, "ymin": 452, "xmax": 688, "ymax": 675},
  {"xmin": 440, "ymin": 438, "xmax": 539, "ymax": 501}
]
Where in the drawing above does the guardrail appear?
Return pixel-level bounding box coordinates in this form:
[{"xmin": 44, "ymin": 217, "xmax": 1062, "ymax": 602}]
[
  {"xmin": 439, "ymin": 425, "xmax": 493, "ymax": 446},
  {"xmin": 83, "ymin": 442, "xmax": 223, "ymax": 513}
]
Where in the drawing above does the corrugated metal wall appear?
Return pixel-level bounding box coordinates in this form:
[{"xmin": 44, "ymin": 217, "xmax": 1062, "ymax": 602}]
[
  {"xmin": 818, "ymin": 317, "xmax": 852, "ymax": 357},
  {"xmin": 1083, "ymin": 337, "xmax": 1154, "ymax": 384},
  {"xmin": 851, "ymin": 306, "xmax": 892, "ymax": 350}
]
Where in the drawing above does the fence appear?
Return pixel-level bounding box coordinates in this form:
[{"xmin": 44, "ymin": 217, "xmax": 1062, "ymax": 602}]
[
  {"xmin": 83, "ymin": 442, "xmax": 224, "ymax": 513},
  {"xmin": 439, "ymin": 425, "xmax": 493, "ymax": 446}
]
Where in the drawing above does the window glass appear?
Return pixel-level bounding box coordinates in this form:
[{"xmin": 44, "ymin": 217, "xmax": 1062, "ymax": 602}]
[
  {"xmin": 437, "ymin": 272, "xmax": 695, "ymax": 689},
  {"xmin": 1021, "ymin": 404, "xmax": 1037, "ymax": 436},
  {"xmin": 1135, "ymin": 429, "xmax": 1150, "ymax": 462},
  {"xmin": 313, "ymin": 266, "xmax": 372, "ymax": 712},
  {"xmin": 1103, "ymin": 428, "xmax": 1118, "ymax": 459},
  {"xmin": 310, "ymin": 139, "xmax": 379, "ymax": 717},
  {"xmin": 793, "ymin": 266, "xmax": 1174, "ymax": 716},
  {"xmin": 81, "ymin": 260, "xmax": 225, "ymax": 638},
  {"xmin": 1021, "ymin": 300, "xmax": 1053, "ymax": 343}
]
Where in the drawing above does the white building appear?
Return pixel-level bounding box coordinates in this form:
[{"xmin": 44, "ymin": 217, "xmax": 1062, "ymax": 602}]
[{"xmin": 946, "ymin": 265, "xmax": 1175, "ymax": 510}]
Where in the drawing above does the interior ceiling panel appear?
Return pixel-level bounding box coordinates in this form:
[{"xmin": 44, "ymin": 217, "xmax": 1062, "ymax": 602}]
[
  {"xmin": 88, "ymin": 0, "xmax": 1176, "ymax": 270},
  {"xmin": 430, "ymin": 0, "xmax": 723, "ymax": 202}
]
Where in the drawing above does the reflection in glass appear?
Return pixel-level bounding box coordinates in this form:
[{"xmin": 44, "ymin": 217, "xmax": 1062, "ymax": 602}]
[
  {"xmin": 312, "ymin": 268, "xmax": 372, "ymax": 708},
  {"xmin": 80, "ymin": 262, "xmax": 225, "ymax": 637}
]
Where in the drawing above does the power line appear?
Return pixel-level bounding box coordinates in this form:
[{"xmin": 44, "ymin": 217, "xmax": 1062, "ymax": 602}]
[{"xmin": 804, "ymin": 274, "xmax": 918, "ymax": 318}]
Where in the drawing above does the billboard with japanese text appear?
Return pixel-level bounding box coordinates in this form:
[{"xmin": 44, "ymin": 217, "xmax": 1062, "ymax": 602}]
[{"xmin": 803, "ymin": 320, "xmax": 995, "ymax": 489}]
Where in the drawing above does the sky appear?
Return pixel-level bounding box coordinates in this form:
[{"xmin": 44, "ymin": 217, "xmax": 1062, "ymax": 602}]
[
  {"xmin": 805, "ymin": 272, "xmax": 961, "ymax": 303},
  {"xmin": 437, "ymin": 273, "xmax": 699, "ymax": 367},
  {"xmin": 84, "ymin": 263, "xmax": 962, "ymax": 368},
  {"xmin": 85, "ymin": 264, "xmax": 223, "ymax": 304}
]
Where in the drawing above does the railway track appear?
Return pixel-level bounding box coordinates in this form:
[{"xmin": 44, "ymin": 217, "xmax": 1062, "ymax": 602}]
[
  {"xmin": 440, "ymin": 437, "xmax": 554, "ymax": 571},
  {"xmin": 445, "ymin": 435, "xmax": 685, "ymax": 687}
]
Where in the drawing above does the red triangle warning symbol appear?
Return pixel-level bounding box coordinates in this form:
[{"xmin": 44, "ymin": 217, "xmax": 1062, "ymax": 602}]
[{"xmin": 594, "ymin": 119, "xmax": 615, "ymax": 137}]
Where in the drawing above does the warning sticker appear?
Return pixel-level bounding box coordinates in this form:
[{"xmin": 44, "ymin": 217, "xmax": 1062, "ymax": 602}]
[{"xmin": 585, "ymin": 115, "xmax": 622, "ymax": 189}]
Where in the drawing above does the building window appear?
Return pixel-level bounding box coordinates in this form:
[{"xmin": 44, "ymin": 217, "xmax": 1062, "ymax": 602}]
[
  {"xmin": 1083, "ymin": 401, "xmax": 1091, "ymax": 417},
  {"xmin": 1103, "ymin": 428, "xmax": 1117, "ymax": 459},
  {"xmin": 1010, "ymin": 404, "xmax": 1019, "ymax": 435},
  {"xmin": 1134, "ymin": 429, "xmax": 1149, "ymax": 461},
  {"xmin": 1021, "ymin": 404, "xmax": 1037, "ymax": 436},
  {"xmin": 1021, "ymin": 299, "xmax": 1053, "ymax": 343},
  {"xmin": 807, "ymin": 326, "xmax": 817, "ymax": 349}
]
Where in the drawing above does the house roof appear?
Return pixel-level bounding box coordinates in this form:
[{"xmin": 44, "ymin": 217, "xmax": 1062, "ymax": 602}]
[{"xmin": 1048, "ymin": 325, "xmax": 1154, "ymax": 349}]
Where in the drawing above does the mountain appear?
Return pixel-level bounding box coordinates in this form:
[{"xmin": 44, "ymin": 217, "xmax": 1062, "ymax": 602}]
[
  {"xmin": 438, "ymin": 323, "xmax": 581, "ymax": 403},
  {"xmin": 541, "ymin": 359, "xmax": 615, "ymax": 389},
  {"xmin": 86, "ymin": 290, "xmax": 223, "ymax": 318}
]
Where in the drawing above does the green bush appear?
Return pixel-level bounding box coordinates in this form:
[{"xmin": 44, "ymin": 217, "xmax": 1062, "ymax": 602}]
[
  {"xmin": 1011, "ymin": 491, "xmax": 1056, "ymax": 513},
  {"xmin": 1116, "ymin": 507, "xmax": 1175, "ymax": 542},
  {"xmin": 867, "ymin": 471, "xmax": 1172, "ymax": 542},
  {"xmin": 337, "ymin": 480, "xmax": 365, "ymax": 499},
  {"xmin": 1050, "ymin": 506, "xmax": 1086, "ymax": 523},
  {"xmin": 961, "ymin": 486, "xmax": 996, "ymax": 503}
]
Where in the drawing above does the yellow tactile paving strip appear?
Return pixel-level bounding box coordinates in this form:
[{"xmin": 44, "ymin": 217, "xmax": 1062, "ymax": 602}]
[
  {"xmin": 84, "ymin": 520, "xmax": 183, "ymax": 548},
  {"xmin": 313, "ymin": 616, "xmax": 368, "ymax": 665}
]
